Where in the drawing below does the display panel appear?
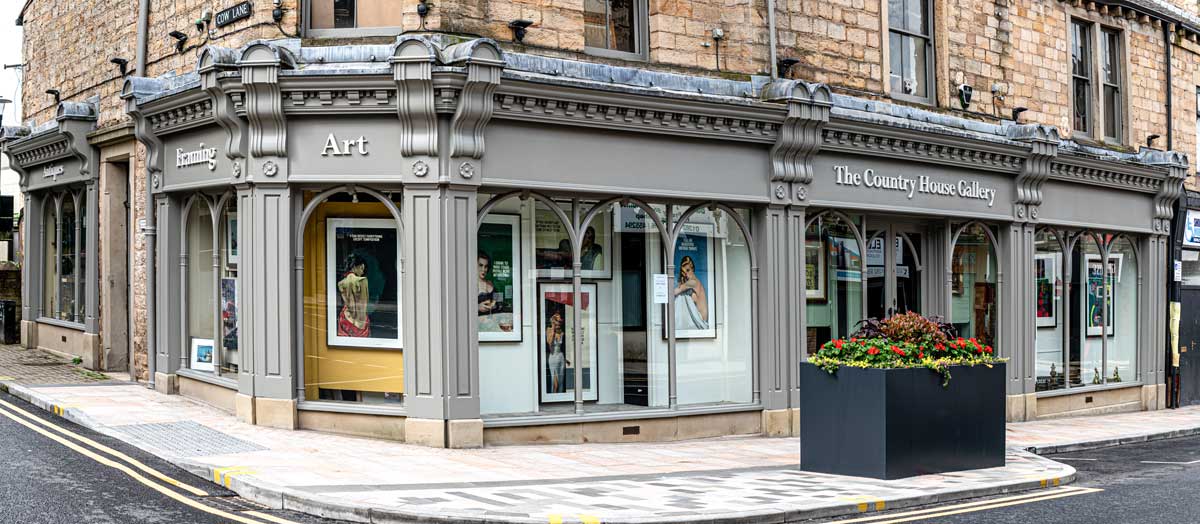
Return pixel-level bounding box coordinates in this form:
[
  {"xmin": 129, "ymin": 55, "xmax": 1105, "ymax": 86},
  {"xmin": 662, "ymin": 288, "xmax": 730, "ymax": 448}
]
[
  {"xmin": 535, "ymin": 206, "xmax": 611, "ymax": 279},
  {"xmin": 325, "ymin": 218, "xmax": 402, "ymax": 349},
  {"xmin": 478, "ymin": 214, "xmax": 522, "ymax": 342},
  {"xmin": 539, "ymin": 282, "xmax": 598, "ymax": 403},
  {"xmin": 670, "ymin": 220, "xmax": 716, "ymax": 339}
]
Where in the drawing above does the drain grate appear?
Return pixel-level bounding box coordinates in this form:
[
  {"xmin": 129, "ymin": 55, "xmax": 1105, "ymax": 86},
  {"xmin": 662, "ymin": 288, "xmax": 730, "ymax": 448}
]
[{"xmin": 112, "ymin": 421, "xmax": 268, "ymax": 458}]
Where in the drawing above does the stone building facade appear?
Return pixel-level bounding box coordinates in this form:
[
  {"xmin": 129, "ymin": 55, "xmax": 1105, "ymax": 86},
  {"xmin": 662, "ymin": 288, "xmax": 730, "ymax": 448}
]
[{"xmin": 3, "ymin": 0, "xmax": 1198, "ymax": 444}]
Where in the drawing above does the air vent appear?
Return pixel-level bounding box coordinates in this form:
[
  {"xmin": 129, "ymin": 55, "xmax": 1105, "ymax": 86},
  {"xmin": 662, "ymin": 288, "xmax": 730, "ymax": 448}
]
[
  {"xmin": 623, "ymin": 425, "xmax": 640, "ymax": 435},
  {"xmin": 1085, "ymin": 396, "xmax": 1094, "ymax": 404}
]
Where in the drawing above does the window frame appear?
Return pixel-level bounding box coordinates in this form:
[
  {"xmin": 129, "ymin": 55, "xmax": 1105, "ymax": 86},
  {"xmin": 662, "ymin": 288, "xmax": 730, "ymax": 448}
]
[
  {"xmin": 1070, "ymin": 18, "xmax": 1093, "ymax": 137},
  {"xmin": 886, "ymin": 0, "xmax": 936, "ymax": 105},
  {"xmin": 1100, "ymin": 27, "xmax": 1124, "ymax": 143},
  {"xmin": 584, "ymin": 0, "xmax": 649, "ymax": 62},
  {"xmin": 302, "ymin": 0, "xmax": 405, "ymax": 38},
  {"xmin": 37, "ymin": 189, "xmax": 87, "ymax": 328},
  {"xmin": 1071, "ymin": 18, "xmax": 1127, "ymax": 144}
]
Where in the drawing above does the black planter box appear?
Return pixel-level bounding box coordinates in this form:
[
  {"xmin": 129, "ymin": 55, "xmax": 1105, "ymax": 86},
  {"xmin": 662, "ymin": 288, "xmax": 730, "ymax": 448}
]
[{"xmin": 799, "ymin": 362, "xmax": 1005, "ymax": 480}]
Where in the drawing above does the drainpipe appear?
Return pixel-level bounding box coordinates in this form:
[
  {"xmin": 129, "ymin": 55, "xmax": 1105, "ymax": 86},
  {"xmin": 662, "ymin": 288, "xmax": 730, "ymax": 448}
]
[
  {"xmin": 767, "ymin": 0, "xmax": 778, "ymax": 79},
  {"xmin": 1164, "ymin": 22, "xmax": 1181, "ymax": 408},
  {"xmin": 136, "ymin": 0, "xmax": 154, "ymax": 388}
]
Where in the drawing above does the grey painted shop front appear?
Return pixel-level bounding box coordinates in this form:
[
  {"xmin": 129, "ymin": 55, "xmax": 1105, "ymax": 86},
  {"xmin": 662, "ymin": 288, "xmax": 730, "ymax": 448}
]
[
  {"xmin": 1, "ymin": 103, "xmax": 103, "ymax": 368},
  {"xmin": 114, "ymin": 36, "xmax": 1186, "ymax": 448}
]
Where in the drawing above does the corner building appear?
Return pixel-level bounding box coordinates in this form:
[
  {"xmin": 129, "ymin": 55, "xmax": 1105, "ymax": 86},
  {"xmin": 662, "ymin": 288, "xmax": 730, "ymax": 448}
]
[{"xmin": 4, "ymin": 0, "xmax": 1198, "ymax": 447}]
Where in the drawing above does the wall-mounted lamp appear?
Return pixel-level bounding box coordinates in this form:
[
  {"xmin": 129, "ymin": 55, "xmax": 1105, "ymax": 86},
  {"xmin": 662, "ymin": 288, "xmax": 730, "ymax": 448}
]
[
  {"xmin": 110, "ymin": 57, "xmax": 129, "ymax": 77},
  {"xmin": 777, "ymin": 58, "xmax": 800, "ymax": 78},
  {"xmin": 1011, "ymin": 106, "xmax": 1028, "ymax": 123},
  {"xmin": 273, "ymin": 0, "xmax": 285, "ymax": 23},
  {"xmin": 508, "ymin": 19, "xmax": 533, "ymax": 43},
  {"xmin": 956, "ymin": 84, "xmax": 974, "ymax": 110},
  {"xmin": 1148, "ymin": 134, "xmax": 1162, "ymax": 149},
  {"xmin": 45, "ymin": 89, "xmax": 60, "ymax": 106},
  {"xmin": 168, "ymin": 30, "xmax": 188, "ymax": 53}
]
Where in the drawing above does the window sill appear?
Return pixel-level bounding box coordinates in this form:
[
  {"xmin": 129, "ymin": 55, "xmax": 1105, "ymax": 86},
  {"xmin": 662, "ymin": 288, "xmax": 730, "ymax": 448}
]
[
  {"xmin": 304, "ymin": 27, "xmax": 404, "ymax": 39},
  {"xmin": 177, "ymin": 368, "xmax": 237, "ymax": 390},
  {"xmin": 584, "ymin": 46, "xmax": 647, "ymax": 62},
  {"xmin": 1035, "ymin": 380, "xmax": 1143, "ymax": 398},
  {"xmin": 482, "ymin": 402, "xmax": 762, "ymax": 428},
  {"xmin": 36, "ymin": 317, "xmax": 85, "ymax": 331},
  {"xmin": 297, "ymin": 400, "xmax": 406, "ymax": 417}
]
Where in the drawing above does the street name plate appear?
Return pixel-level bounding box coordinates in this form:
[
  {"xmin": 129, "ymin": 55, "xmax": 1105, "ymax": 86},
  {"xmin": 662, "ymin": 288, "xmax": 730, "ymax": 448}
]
[{"xmin": 215, "ymin": 2, "xmax": 252, "ymax": 27}]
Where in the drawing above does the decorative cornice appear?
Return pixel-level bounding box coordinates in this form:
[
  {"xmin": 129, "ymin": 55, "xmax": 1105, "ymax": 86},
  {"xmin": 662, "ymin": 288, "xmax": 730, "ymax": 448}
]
[
  {"xmin": 1048, "ymin": 161, "xmax": 1162, "ymax": 194},
  {"xmin": 821, "ymin": 126, "xmax": 1025, "ymax": 172},
  {"xmin": 147, "ymin": 98, "xmax": 214, "ymax": 134},
  {"xmin": 1143, "ymin": 149, "xmax": 1189, "ymax": 223},
  {"xmin": 12, "ymin": 138, "xmax": 69, "ymax": 166}
]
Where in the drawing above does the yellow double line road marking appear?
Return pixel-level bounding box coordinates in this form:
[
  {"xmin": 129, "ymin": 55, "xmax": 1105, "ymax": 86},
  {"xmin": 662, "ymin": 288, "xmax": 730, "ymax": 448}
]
[
  {"xmin": 828, "ymin": 485, "xmax": 1103, "ymax": 523},
  {"xmin": 0, "ymin": 397, "xmax": 298, "ymax": 524}
]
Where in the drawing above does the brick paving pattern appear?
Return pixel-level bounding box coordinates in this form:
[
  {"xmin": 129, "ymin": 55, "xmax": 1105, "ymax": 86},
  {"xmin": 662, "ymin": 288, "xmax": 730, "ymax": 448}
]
[{"xmin": 0, "ymin": 344, "xmax": 111, "ymax": 385}]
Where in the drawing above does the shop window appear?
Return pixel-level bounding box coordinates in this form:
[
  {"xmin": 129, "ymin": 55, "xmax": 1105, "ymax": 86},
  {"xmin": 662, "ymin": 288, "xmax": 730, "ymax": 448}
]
[
  {"xmin": 950, "ymin": 223, "xmax": 997, "ymax": 347},
  {"xmin": 1034, "ymin": 230, "xmax": 1066, "ymax": 392},
  {"xmin": 887, "ymin": 0, "xmax": 934, "ymax": 103},
  {"xmin": 39, "ymin": 190, "xmax": 86, "ymax": 324},
  {"xmin": 1068, "ymin": 235, "xmax": 1103, "ymax": 386},
  {"xmin": 301, "ymin": 190, "xmax": 404, "ymax": 405},
  {"xmin": 186, "ymin": 199, "xmax": 216, "ymax": 374},
  {"xmin": 477, "ymin": 195, "xmax": 753, "ymax": 416},
  {"xmin": 585, "ymin": 0, "xmax": 646, "ymax": 60},
  {"xmin": 1183, "ymin": 249, "xmax": 1200, "ymax": 286},
  {"xmin": 1106, "ymin": 237, "xmax": 1137, "ymax": 384},
  {"xmin": 59, "ymin": 194, "xmax": 77, "ymax": 322},
  {"xmin": 219, "ymin": 201, "xmax": 240, "ymax": 379},
  {"xmin": 42, "ymin": 200, "xmax": 58, "ymax": 319},
  {"xmin": 805, "ymin": 212, "xmax": 865, "ymax": 356},
  {"xmin": 307, "ymin": 0, "xmax": 404, "ymax": 34}
]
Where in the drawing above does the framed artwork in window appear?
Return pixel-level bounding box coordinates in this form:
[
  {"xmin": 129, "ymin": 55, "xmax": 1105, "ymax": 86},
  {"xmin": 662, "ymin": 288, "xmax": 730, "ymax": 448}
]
[
  {"xmin": 669, "ymin": 221, "xmax": 717, "ymax": 339},
  {"xmin": 226, "ymin": 212, "xmax": 239, "ymax": 265},
  {"xmin": 534, "ymin": 206, "xmax": 612, "ymax": 280},
  {"xmin": 538, "ymin": 283, "xmax": 598, "ymax": 403},
  {"xmin": 326, "ymin": 218, "xmax": 402, "ymax": 349},
  {"xmin": 478, "ymin": 214, "xmax": 522, "ymax": 342},
  {"xmin": 190, "ymin": 337, "xmax": 215, "ymax": 372},
  {"xmin": 806, "ymin": 236, "xmax": 827, "ymax": 302},
  {"xmin": 1084, "ymin": 254, "xmax": 1121, "ymax": 337},
  {"xmin": 1034, "ymin": 253, "xmax": 1059, "ymax": 328}
]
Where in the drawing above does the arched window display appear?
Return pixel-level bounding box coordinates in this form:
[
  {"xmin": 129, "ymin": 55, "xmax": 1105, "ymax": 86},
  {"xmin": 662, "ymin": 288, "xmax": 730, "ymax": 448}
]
[
  {"xmin": 300, "ymin": 189, "xmax": 404, "ymax": 405},
  {"xmin": 59, "ymin": 193, "xmax": 77, "ymax": 322},
  {"xmin": 1071, "ymin": 234, "xmax": 1104, "ymax": 386},
  {"xmin": 804, "ymin": 212, "xmax": 865, "ymax": 356},
  {"xmin": 185, "ymin": 198, "xmax": 216, "ymax": 373},
  {"xmin": 476, "ymin": 193, "xmax": 755, "ymax": 416},
  {"xmin": 42, "ymin": 201, "xmax": 58, "ymax": 318},
  {"xmin": 950, "ymin": 223, "xmax": 998, "ymax": 347},
  {"xmin": 77, "ymin": 194, "xmax": 87, "ymax": 322},
  {"xmin": 1106, "ymin": 237, "xmax": 1138, "ymax": 384},
  {"xmin": 1034, "ymin": 229, "xmax": 1066, "ymax": 391},
  {"xmin": 218, "ymin": 200, "xmax": 239, "ymax": 379}
]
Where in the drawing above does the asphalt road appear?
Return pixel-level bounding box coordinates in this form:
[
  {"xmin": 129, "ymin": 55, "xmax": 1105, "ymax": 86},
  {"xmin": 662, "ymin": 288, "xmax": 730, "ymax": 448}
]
[
  {"xmin": 825, "ymin": 433, "xmax": 1200, "ymax": 523},
  {"xmin": 0, "ymin": 388, "xmax": 345, "ymax": 524}
]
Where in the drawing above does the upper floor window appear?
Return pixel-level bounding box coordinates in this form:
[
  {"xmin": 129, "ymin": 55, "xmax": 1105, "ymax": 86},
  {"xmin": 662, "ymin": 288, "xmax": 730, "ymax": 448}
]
[
  {"xmin": 887, "ymin": 0, "xmax": 934, "ymax": 103},
  {"xmin": 584, "ymin": 0, "xmax": 646, "ymax": 60},
  {"xmin": 1071, "ymin": 19, "xmax": 1125, "ymax": 142},
  {"xmin": 307, "ymin": 0, "xmax": 403, "ymax": 35}
]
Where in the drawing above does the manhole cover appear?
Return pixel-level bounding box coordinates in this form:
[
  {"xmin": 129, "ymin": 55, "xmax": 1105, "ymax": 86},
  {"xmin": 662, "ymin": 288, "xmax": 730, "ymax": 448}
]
[{"xmin": 111, "ymin": 421, "xmax": 268, "ymax": 458}]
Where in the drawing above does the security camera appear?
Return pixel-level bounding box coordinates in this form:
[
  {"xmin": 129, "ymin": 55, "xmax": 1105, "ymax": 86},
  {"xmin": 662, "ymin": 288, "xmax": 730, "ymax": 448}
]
[{"xmin": 957, "ymin": 84, "xmax": 974, "ymax": 110}]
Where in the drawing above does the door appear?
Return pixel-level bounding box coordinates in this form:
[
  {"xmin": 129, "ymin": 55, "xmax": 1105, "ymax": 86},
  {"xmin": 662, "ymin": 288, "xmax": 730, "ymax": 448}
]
[
  {"xmin": 1179, "ymin": 286, "xmax": 1200, "ymax": 405},
  {"xmin": 866, "ymin": 222, "xmax": 924, "ymax": 320}
]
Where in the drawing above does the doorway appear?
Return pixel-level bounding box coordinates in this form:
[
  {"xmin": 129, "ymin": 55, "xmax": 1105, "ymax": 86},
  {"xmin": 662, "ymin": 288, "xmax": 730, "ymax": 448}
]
[{"xmin": 866, "ymin": 222, "xmax": 925, "ymax": 320}]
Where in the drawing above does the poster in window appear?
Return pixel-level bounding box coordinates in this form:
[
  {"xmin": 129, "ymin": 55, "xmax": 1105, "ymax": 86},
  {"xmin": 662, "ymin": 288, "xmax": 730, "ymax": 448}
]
[
  {"xmin": 1184, "ymin": 209, "xmax": 1200, "ymax": 248},
  {"xmin": 325, "ymin": 218, "xmax": 401, "ymax": 349},
  {"xmin": 220, "ymin": 277, "xmax": 238, "ymax": 351},
  {"xmin": 539, "ymin": 283, "xmax": 598, "ymax": 403},
  {"xmin": 1084, "ymin": 254, "xmax": 1121, "ymax": 337},
  {"xmin": 534, "ymin": 206, "xmax": 611, "ymax": 279},
  {"xmin": 1034, "ymin": 253, "xmax": 1059, "ymax": 328},
  {"xmin": 190, "ymin": 337, "xmax": 215, "ymax": 372},
  {"xmin": 829, "ymin": 236, "xmax": 863, "ymax": 281},
  {"xmin": 670, "ymin": 222, "xmax": 717, "ymax": 339},
  {"xmin": 226, "ymin": 212, "xmax": 239, "ymax": 265},
  {"xmin": 478, "ymin": 214, "xmax": 521, "ymax": 342},
  {"xmin": 805, "ymin": 236, "xmax": 826, "ymax": 301}
]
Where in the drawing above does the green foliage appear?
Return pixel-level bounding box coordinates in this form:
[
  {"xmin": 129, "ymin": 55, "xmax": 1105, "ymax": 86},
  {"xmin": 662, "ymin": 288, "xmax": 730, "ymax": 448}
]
[{"xmin": 813, "ymin": 313, "xmax": 1003, "ymax": 387}]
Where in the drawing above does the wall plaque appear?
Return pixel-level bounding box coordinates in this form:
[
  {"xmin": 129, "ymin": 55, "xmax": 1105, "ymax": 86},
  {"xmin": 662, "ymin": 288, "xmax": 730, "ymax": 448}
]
[{"xmin": 215, "ymin": 2, "xmax": 253, "ymax": 27}]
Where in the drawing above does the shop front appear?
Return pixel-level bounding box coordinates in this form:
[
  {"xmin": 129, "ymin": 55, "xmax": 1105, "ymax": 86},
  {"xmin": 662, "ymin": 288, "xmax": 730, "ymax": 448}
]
[
  {"xmin": 1, "ymin": 102, "xmax": 102, "ymax": 367},
  {"xmin": 120, "ymin": 35, "xmax": 1184, "ymax": 448}
]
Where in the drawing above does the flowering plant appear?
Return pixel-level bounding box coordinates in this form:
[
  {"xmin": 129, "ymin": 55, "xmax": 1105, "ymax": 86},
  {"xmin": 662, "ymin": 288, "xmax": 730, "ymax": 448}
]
[{"xmin": 809, "ymin": 313, "xmax": 1003, "ymax": 387}]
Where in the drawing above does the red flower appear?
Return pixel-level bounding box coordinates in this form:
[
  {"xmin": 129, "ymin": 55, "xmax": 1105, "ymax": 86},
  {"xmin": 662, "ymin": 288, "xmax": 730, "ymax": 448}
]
[
  {"xmin": 985, "ymin": 346, "xmax": 993, "ymax": 354},
  {"xmin": 850, "ymin": 337, "xmax": 858, "ymax": 343},
  {"xmin": 957, "ymin": 337, "xmax": 966, "ymax": 346},
  {"xmin": 935, "ymin": 343, "xmax": 945, "ymax": 351},
  {"xmin": 918, "ymin": 351, "xmax": 925, "ymax": 359},
  {"xmin": 833, "ymin": 339, "xmax": 844, "ymax": 350},
  {"xmin": 890, "ymin": 345, "xmax": 906, "ymax": 357},
  {"xmin": 867, "ymin": 347, "xmax": 880, "ymax": 356}
]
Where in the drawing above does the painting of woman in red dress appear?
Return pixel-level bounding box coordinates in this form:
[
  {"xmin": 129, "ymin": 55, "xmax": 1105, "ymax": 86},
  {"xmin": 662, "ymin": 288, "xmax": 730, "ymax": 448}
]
[{"xmin": 336, "ymin": 254, "xmax": 371, "ymax": 338}]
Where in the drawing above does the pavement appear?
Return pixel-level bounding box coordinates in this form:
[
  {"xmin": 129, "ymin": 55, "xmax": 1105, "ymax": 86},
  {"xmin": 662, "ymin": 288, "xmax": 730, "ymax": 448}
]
[{"xmin": 1, "ymin": 345, "xmax": 1197, "ymax": 524}]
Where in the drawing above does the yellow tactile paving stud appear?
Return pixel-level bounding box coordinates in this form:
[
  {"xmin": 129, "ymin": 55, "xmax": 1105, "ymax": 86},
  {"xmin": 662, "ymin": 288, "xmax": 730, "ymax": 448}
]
[{"xmin": 212, "ymin": 466, "xmax": 257, "ymax": 489}]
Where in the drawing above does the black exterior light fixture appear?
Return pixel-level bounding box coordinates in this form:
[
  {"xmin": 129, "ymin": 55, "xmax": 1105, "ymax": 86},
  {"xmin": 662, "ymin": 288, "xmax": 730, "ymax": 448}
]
[
  {"xmin": 168, "ymin": 30, "xmax": 188, "ymax": 53},
  {"xmin": 1010, "ymin": 106, "xmax": 1028, "ymax": 123},
  {"xmin": 273, "ymin": 0, "xmax": 285, "ymax": 23},
  {"xmin": 777, "ymin": 58, "xmax": 800, "ymax": 78},
  {"xmin": 416, "ymin": 0, "xmax": 431, "ymax": 20},
  {"xmin": 956, "ymin": 84, "xmax": 974, "ymax": 110},
  {"xmin": 509, "ymin": 19, "xmax": 533, "ymax": 43},
  {"xmin": 1148, "ymin": 134, "xmax": 1162, "ymax": 149},
  {"xmin": 110, "ymin": 57, "xmax": 129, "ymax": 77},
  {"xmin": 45, "ymin": 89, "xmax": 61, "ymax": 106}
]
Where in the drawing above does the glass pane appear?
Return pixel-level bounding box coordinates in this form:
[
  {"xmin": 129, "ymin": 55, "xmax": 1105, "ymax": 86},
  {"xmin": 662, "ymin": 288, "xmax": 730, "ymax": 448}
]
[
  {"xmin": 889, "ymin": 32, "xmax": 904, "ymax": 94},
  {"xmin": 1072, "ymin": 236, "xmax": 1103, "ymax": 387},
  {"xmin": 677, "ymin": 207, "xmax": 753, "ymax": 406},
  {"xmin": 897, "ymin": 233, "xmax": 921, "ymax": 314},
  {"xmin": 805, "ymin": 213, "xmax": 864, "ymax": 356},
  {"xmin": 219, "ymin": 200, "xmax": 239, "ymax": 380},
  {"xmin": 78, "ymin": 194, "xmax": 87, "ymax": 322},
  {"xmin": 1102, "ymin": 30, "xmax": 1120, "ymax": 84},
  {"xmin": 42, "ymin": 201, "xmax": 58, "ymax": 318},
  {"xmin": 609, "ymin": 0, "xmax": 635, "ymax": 52},
  {"xmin": 1107, "ymin": 237, "xmax": 1138, "ymax": 384},
  {"xmin": 187, "ymin": 201, "xmax": 216, "ymax": 373},
  {"xmin": 888, "ymin": 0, "xmax": 904, "ymax": 31},
  {"xmin": 950, "ymin": 224, "xmax": 997, "ymax": 347},
  {"xmin": 302, "ymin": 193, "xmax": 404, "ymax": 404},
  {"xmin": 1071, "ymin": 21, "xmax": 1090, "ymax": 78},
  {"xmin": 905, "ymin": 0, "xmax": 926, "ymax": 34},
  {"xmin": 333, "ymin": 0, "xmax": 355, "ymax": 28},
  {"xmin": 1074, "ymin": 78, "xmax": 1090, "ymax": 133},
  {"xmin": 59, "ymin": 194, "xmax": 76, "ymax": 322},
  {"xmin": 897, "ymin": 35, "xmax": 928, "ymax": 97},
  {"xmin": 1103, "ymin": 85, "xmax": 1120, "ymax": 140},
  {"xmin": 866, "ymin": 231, "xmax": 886, "ymax": 320},
  {"xmin": 310, "ymin": 0, "xmax": 404, "ymax": 29},
  {"xmin": 1185, "ymin": 250, "xmax": 1200, "ymax": 286},
  {"xmin": 1035, "ymin": 231, "xmax": 1066, "ymax": 392}
]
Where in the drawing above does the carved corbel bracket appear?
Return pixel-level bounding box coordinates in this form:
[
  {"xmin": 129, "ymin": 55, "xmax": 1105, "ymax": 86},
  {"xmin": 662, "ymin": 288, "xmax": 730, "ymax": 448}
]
[
  {"xmin": 237, "ymin": 41, "xmax": 294, "ymax": 174},
  {"xmin": 199, "ymin": 46, "xmax": 247, "ymax": 179},
  {"xmin": 761, "ymin": 79, "xmax": 831, "ymax": 206},
  {"xmin": 1143, "ymin": 149, "xmax": 1189, "ymax": 233},
  {"xmin": 1007, "ymin": 123, "xmax": 1060, "ymax": 222},
  {"xmin": 121, "ymin": 78, "xmax": 167, "ymax": 188},
  {"xmin": 391, "ymin": 36, "xmax": 439, "ymax": 161},
  {"xmin": 444, "ymin": 39, "xmax": 505, "ymax": 181},
  {"xmin": 0, "ymin": 126, "xmax": 33, "ymax": 187}
]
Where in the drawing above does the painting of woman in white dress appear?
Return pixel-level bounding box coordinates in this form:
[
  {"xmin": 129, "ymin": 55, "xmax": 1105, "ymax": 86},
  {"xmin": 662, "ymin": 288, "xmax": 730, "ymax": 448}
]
[
  {"xmin": 671, "ymin": 223, "xmax": 717, "ymax": 339},
  {"xmin": 539, "ymin": 283, "xmax": 598, "ymax": 402}
]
